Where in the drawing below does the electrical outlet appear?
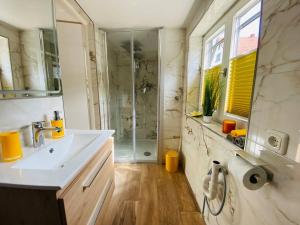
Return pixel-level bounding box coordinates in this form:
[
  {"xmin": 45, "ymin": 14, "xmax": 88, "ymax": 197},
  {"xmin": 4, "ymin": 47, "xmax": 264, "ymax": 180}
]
[{"xmin": 265, "ymin": 129, "xmax": 289, "ymax": 155}]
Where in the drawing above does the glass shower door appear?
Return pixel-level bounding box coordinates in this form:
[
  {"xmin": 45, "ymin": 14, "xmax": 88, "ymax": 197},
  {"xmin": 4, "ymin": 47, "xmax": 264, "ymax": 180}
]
[
  {"xmin": 133, "ymin": 30, "xmax": 158, "ymax": 162},
  {"xmin": 106, "ymin": 31, "xmax": 135, "ymax": 162}
]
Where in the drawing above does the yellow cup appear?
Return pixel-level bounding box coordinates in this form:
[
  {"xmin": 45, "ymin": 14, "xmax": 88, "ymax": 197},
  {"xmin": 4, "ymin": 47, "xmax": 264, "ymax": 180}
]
[{"xmin": 0, "ymin": 131, "xmax": 23, "ymax": 162}]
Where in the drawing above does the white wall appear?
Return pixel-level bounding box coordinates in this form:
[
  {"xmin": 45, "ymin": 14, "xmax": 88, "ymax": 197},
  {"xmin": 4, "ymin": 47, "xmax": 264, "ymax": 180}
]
[
  {"xmin": 0, "ymin": 97, "xmax": 64, "ymax": 145},
  {"xmin": 57, "ymin": 22, "xmax": 90, "ymax": 130},
  {"xmin": 55, "ymin": 0, "xmax": 101, "ymax": 130}
]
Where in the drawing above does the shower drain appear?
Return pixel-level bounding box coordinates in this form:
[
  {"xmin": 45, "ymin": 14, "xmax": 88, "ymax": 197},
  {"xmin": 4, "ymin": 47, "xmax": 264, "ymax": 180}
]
[{"xmin": 144, "ymin": 151, "xmax": 152, "ymax": 156}]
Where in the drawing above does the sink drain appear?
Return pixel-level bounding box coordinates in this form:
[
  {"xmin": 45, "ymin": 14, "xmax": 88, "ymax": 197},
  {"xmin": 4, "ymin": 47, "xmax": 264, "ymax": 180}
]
[{"xmin": 144, "ymin": 151, "xmax": 151, "ymax": 156}]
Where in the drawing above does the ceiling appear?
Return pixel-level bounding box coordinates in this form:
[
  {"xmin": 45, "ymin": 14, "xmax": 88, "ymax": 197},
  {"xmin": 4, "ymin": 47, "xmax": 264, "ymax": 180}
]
[
  {"xmin": 0, "ymin": 0, "xmax": 54, "ymax": 30},
  {"xmin": 76, "ymin": 0, "xmax": 196, "ymax": 28}
]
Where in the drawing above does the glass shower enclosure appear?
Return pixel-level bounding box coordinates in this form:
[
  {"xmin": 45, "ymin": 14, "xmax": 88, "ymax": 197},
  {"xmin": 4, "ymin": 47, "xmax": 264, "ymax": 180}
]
[{"xmin": 106, "ymin": 29, "xmax": 159, "ymax": 162}]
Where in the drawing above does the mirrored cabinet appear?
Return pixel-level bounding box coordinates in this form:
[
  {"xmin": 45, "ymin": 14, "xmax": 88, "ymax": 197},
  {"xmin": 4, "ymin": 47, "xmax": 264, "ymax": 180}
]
[{"xmin": 0, "ymin": 0, "xmax": 61, "ymax": 99}]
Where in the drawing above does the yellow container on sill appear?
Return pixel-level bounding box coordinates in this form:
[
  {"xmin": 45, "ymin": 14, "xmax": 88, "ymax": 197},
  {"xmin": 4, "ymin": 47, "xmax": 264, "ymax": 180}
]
[
  {"xmin": 0, "ymin": 131, "xmax": 23, "ymax": 162},
  {"xmin": 230, "ymin": 129, "xmax": 247, "ymax": 137},
  {"xmin": 165, "ymin": 150, "xmax": 179, "ymax": 173}
]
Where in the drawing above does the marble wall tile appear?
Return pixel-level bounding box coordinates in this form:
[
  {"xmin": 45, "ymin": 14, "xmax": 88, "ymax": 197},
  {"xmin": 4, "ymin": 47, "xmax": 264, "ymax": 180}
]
[
  {"xmin": 186, "ymin": 35, "xmax": 202, "ymax": 113},
  {"xmin": 95, "ymin": 30, "xmax": 109, "ymax": 130},
  {"xmin": 0, "ymin": 97, "xmax": 64, "ymax": 145},
  {"xmin": 87, "ymin": 23, "xmax": 101, "ymax": 129},
  {"xmin": 247, "ymin": 0, "xmax": 300, "ymax": 161},
  {"xmin": 182, "ymin": 116, "xmax": 300, "ymax": 225},
  {"xmin": 181, "ymin": 1, "xmax": 300, "ymax": 225},
  {"xmin": 161, "ymin": 29, "xmax": 186, "ymax": 153},
  {"xmin": 182, "ymin": 117, "xmax": 239, "ymax": 224},
  {"xmin": 135, "ymin": 59, "xmax": 158, "ymax": 139}
]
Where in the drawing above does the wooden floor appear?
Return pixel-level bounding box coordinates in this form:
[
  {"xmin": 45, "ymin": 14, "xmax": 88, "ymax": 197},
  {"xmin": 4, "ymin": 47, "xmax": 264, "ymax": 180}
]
[{"xmin": 95, "ymin": 164, "xmax": 205, "ymax": 225}]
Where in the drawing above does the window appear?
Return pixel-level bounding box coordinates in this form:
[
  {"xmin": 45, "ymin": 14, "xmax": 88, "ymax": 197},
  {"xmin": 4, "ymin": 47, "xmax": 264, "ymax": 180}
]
[
  {"xmin": 233, "ymin": 1, "xmax": 260, "ymax": 57},
  {"xmin": 201, "ymin": 28, "xmax": 225, "ymax": 104},
  {"xmin": 204, "ymin": 28, "xmax": 225, "ymax": 69},
  {"xmin": 226, "ymin": 0, "xmax": 261, "ymax": 118}
]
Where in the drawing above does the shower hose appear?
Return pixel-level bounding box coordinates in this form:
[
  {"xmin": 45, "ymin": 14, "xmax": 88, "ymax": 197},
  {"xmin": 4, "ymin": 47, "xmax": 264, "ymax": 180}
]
[{"xmin": 202, "ymin": 166, "xmax": 227, "ymax": 216}]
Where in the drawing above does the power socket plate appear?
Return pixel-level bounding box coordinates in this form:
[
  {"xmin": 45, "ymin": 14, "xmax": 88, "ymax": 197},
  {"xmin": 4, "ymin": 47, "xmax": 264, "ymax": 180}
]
[{"xmin": 265, "ymin": 129, "xmax": 289, "ymax": 155}]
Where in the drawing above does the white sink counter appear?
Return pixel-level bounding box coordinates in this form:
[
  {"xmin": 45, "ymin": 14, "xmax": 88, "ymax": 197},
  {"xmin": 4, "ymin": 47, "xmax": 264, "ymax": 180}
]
[{"xmin": 0, "ymin": 129, "xmax": 115, "ymax": 190}]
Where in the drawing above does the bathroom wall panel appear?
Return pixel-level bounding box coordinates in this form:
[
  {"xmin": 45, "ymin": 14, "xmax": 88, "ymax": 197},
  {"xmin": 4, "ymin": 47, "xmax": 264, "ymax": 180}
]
[
  {"xmin": 106, "ymin": 46, "xmax": 119, "ymax": 136},
  {"xmin": 57, "ymin": 22, "xmax": 90, "ymax": 130},
  {"xmin": 182, "ymin": 116, "xmax": 300, "ymax": 225},
  {"xmin": 160, "ymin": 29, "xmax": 185, "ymax": 155},
  {"xmin": 181, "ymin": 0, "xmax": 300, "ymax": 225},
  {"xmin": 95, "ymin": 30, "xmax": 109, "ymax": 130},
  {"xmin": 182, "ymin": 118, "xmax": 240, "ymax": 224},
  {"xmin": 86, "ymin": 21, "xmax": 101, "ymax": 130},
  {"xmin": 246, "ymin": 0, "xmax": 300, "ymax": 162},
  {"xmin": 185, "ymin": 35, "xmax": 202, "ymax": 113},
  {"xmin": 134, "ymin": 59, "xmax": 159, "ymax": 139},
  {"xmin": 55, "ymin": 0, "xmax": 100, "ymax": 130},
  {"xmin": 0, "ymin": 96, "xmax": 64, "ymax": 144}
]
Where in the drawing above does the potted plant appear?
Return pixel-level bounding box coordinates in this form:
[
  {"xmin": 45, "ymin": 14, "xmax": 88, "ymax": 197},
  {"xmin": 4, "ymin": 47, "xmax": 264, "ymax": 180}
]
[{"xmin": 202, "ymin": 73, "xmax": 222, "ymax": 123}]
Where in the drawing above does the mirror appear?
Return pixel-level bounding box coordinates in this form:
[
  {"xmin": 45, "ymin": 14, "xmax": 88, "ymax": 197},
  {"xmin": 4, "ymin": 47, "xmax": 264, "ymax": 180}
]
[{"xmin": 0, "ymin": 0, "xmax": 61, "ymax": 99}]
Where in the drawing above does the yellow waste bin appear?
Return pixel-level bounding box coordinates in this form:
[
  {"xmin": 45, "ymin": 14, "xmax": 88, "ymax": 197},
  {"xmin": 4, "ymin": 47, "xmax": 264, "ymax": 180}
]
[{"xmin": 165, "ymin": 150, "xmax": 179, "ymax": 172}]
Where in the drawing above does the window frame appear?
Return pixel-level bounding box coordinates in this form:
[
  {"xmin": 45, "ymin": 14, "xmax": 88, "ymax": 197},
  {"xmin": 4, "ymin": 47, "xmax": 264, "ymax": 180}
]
[
  {"xmin": 200, "ymin": 26, "xmax": 226, "ymax": 107},
  {"xmin": 197, "ymin": 0, "xmax": 261, "ymax": 125},
  {"xmin": 231, "ymin": 0, "xmax": 261, "ymax": 59},
  {"xmin": 204, "ymin": 26, "xmax": 225, "ymax": 70},
  {"xmin": 224, "ymin": 0, "xmax": 261, "ymax": 120}
]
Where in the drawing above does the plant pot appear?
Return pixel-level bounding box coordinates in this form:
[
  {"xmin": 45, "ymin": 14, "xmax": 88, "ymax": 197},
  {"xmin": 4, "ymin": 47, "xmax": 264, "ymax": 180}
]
[{"xmin": 203, "ymin": 116, "xmax": 212, "ymax": 123}]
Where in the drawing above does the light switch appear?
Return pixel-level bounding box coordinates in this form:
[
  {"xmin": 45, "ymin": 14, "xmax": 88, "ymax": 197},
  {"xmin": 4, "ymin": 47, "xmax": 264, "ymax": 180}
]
[{"xmin": 265, "ymin": 129, "xmax": 289, "ymax": 155}]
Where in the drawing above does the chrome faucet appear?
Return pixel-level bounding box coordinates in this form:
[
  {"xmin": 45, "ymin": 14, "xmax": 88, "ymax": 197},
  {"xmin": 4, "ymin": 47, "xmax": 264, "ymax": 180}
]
[{"xmin": 32, "ymin": 121, "xmax": 61, "ymax": 148}]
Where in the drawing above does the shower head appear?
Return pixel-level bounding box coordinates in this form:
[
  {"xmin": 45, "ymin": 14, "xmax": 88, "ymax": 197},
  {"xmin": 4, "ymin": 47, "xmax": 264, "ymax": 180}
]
[{"xmin": 120, "ymin": 40, "xmax": 143, "ymax": 56}]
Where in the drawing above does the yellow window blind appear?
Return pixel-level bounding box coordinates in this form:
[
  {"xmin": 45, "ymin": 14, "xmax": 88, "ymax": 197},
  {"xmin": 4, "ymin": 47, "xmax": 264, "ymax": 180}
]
[
  {"xmin": 226, "ymin": 51, "xmax": 257, "ymax": 118},
  {"xmin": 201, "ymin": 65, "xmax": 222, "ymax": 103}
]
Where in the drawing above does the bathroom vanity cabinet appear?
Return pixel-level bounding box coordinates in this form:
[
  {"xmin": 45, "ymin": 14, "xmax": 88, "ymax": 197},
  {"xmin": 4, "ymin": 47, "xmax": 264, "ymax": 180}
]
[{"xmin": 0, "ymin": 138, "xmax": 114, "ymax": 225}]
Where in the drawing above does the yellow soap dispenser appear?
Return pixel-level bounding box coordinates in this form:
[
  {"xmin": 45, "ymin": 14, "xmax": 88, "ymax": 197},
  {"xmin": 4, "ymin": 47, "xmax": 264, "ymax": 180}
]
[{"xmin": 51, "ymin": 111, "xmax": 64, "ymax": 139}]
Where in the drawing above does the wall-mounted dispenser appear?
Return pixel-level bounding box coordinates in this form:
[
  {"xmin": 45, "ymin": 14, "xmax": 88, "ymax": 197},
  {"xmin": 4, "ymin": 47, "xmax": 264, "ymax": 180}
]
[{"xmin": 229, "ymin": 150, "xmax": 272, "ymax": 191}]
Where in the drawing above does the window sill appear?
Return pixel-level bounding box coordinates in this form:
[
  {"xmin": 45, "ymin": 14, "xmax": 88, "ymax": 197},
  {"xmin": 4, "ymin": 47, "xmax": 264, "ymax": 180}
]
[
  {"xmin": 185, "ymin": 114, "xmax": 244, "ymax": 149},
  {"xmin": 224, "ymin": 112, "xmax": 248, "ymax": 123}
]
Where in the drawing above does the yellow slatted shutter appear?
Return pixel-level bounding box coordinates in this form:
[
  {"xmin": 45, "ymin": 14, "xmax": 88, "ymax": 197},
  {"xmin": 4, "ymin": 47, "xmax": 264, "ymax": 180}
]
[{"xmin": 226, "ymin": 51, "xmax": 257, "ymax": 118}]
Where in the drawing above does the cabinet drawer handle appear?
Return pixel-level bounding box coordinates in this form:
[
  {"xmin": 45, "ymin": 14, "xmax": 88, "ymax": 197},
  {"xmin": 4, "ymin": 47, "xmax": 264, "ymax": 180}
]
[{"xmin": 82, "ymin": 151, "xmax": 111, "ymax": 190}]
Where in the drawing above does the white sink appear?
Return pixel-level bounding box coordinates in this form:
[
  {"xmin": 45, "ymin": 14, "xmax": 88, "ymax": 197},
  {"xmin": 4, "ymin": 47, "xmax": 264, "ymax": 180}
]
[
  {"xmin": 0, "ymin": 129, "xmax": 115, "ymax": 189},
  {"xmin": 13, "ymin": 133, "xmax": 98, "ymax": 170}
]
